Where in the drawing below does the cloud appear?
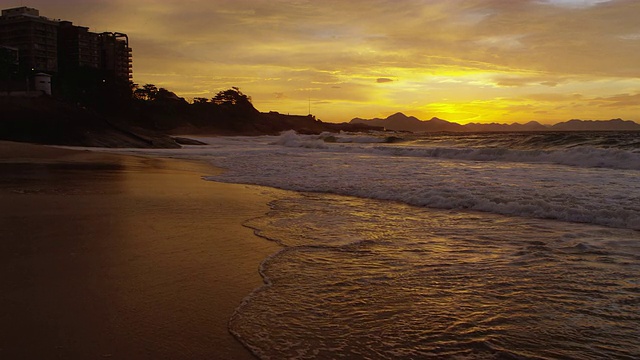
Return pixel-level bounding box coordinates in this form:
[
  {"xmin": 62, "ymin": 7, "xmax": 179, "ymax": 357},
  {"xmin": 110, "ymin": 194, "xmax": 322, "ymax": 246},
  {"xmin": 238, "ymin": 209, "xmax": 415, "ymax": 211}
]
[
  {"xmin": 475, "ymin": 34, "xmax": 526, "ymax": 50},
  {"xmin": 25, "ymin": 0, "xmax": 640, "ymax": 123},
  {"xmin": 538, "ymin": 0, "xmax": 612, "ymax": 8},
  {"xmin": 619, "ymin": 33, "xmax": 640, "ymax": 40},
  {"xmin": 525, "ymin": 93, "xmax": 584, "ymax": 102},
  {"xmin": 36, "ymin": 0, "xmax": 640, "ymax": 78},
  {"xmin": 492, "ymin": 75, "xmax": 566, "ymax": 87},
  {"xmin": 591, "ymin": 93, "xmax": 640, "ymax": 108}
]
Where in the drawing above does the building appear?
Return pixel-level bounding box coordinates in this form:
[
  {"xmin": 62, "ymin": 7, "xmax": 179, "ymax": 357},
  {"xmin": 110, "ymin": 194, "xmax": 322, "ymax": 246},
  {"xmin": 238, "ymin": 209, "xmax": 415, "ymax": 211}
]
[
  {"xmin": 0, "ymin": 7, "xmax": 58, "ymax": 72},
  {"xmin": 0, "ymin": 44, "xmax": 19, "ymax": 64},
  {"xmin": 58, "ymin": 20, "xmax": 100, "ymax": 71},
  {"xmin": 33, "ymin": 72, "xmax": 51, "ymax": 95},
  {"xmin": 0, "ymin": 45, "xmax": 20, "ymax": 94},
  {"xmin": 0, "ymin": 6, "xmax": 133, "ymax": 83},
  {"xmin": 99, "ymin": 32, "xmax": 132, "ymax": 81}
]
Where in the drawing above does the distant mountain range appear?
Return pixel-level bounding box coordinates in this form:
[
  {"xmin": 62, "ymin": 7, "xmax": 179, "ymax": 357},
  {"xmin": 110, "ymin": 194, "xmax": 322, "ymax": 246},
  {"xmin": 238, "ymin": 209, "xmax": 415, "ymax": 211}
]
[{"xmin": 350, "ymin": 112, "xmax": 640, "ymax": 132}]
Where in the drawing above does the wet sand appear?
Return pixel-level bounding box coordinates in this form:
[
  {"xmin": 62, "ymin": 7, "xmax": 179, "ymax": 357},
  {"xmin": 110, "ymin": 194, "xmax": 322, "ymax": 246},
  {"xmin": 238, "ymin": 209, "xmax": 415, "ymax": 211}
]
[{"xmin": 0, "ymin": 141, "xmax": 281, "ymax": 359}]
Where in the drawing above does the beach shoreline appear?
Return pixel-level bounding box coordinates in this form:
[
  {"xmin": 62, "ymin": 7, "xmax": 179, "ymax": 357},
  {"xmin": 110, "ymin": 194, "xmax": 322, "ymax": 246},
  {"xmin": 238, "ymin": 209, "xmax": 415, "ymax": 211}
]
[{"xmin": 0, "ymin": 141, "xmax": 281, "ymax": 359}]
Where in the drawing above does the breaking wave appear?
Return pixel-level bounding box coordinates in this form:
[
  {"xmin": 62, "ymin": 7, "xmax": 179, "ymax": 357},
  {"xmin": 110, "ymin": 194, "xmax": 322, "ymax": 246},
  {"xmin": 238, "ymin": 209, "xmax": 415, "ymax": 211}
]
[{"xmin": 273, "ymin": 131, "xmax": 640, "ymax": 170}]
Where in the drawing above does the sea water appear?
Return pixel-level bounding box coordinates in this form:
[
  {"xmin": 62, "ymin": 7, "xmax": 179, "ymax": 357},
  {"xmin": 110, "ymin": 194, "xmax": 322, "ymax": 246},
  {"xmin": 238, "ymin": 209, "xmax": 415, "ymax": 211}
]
[{"xmin": 127, "ymin": 131, "xmax": 640, "ymax": 359}]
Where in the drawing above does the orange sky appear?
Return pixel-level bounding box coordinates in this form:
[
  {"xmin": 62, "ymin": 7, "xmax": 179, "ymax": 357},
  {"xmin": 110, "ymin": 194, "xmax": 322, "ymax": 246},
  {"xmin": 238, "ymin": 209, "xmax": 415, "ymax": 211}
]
[{"xmin": 12, "ymin": 0, "xmax": 640, "ymax": 123}]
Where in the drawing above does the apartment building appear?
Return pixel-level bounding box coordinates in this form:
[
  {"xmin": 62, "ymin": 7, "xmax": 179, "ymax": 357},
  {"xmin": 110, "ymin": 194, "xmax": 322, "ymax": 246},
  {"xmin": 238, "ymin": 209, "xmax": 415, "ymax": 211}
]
[
  {"xmin": 0, "ymin": 7, "xmax": 58, "ymax": 72},
  {"xmin": 0, "ymin": 6, "xmax": 132, "ymax": 81},
  {"xmin": 99, "ymin": 32, "xmax": 133, "ymax": 81},
  {"xmin": 58, "ymin": 20, "xmax": 100, "ymax": 71},
  {"xmin": 0, "ymin": 44, "xmax": 19, "ymax": 64}
]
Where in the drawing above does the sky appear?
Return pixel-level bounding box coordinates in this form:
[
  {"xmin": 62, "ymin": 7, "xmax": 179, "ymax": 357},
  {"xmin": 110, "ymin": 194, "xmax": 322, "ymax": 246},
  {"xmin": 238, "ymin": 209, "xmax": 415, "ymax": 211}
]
[{"xmin": 7, "ymin": 0, "xmax": 640, "ymax": 124}]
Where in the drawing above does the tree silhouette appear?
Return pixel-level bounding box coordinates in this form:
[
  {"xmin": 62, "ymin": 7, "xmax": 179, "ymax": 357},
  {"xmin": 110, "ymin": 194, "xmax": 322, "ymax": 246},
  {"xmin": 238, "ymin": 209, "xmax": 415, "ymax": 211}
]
[
  {"xmin": 212, "ymin": 87, "xmax": 252, "ymax": 106},
  {"xmin": 133, "ymin": 83, "xmax": 160, "ymax": 101},
  {"xmin": 155, "ymin": 87, "xmax": 174, "ymax": 102},
  {"xmin": 193, "ymin": 97, "xmax": 209, "ymax": 104}
]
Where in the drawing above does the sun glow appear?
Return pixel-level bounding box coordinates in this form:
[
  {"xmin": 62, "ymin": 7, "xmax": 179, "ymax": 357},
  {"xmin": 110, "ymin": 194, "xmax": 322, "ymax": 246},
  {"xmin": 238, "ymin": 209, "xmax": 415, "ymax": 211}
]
[{"xmin": 33, "ymin": 0, "xmax": 640, "ymax": 124}]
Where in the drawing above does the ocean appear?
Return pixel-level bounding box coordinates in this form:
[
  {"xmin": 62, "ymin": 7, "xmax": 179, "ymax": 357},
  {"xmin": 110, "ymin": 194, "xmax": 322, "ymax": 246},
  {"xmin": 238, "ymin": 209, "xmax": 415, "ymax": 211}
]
[{"xmin": 133, "ymin": 131, "xmax": 639, "ymax": 359}]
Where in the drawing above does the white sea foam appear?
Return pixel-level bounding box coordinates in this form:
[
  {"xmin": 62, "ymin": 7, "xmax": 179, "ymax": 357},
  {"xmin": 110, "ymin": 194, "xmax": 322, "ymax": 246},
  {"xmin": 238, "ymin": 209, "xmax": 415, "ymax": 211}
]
[
  {"xmin": 105, "ymin": 131, "xmax": 640, "ymax": 230},
  {"xmin": 267, "ymin": 130, "xmax": 640, "ymax": 170},
  {"xmin": 370, "ymin": 145, "xmax": 640, "ymax": 170},
  {"xmin": 97, "ymin": 131, "xmax": 640, "ymax": 359},
  {"xmin": 194, "ymin": 132, "xmax": 639, "ymax": 230},
  {"xmin": 230, "ymin": 193, "xmax": 640, "ymax": 360}
]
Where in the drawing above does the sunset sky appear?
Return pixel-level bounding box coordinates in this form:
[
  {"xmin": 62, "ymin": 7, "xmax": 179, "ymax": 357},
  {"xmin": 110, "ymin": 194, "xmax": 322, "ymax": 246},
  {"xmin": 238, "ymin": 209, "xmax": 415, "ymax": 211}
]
[{"xmin": 10, "ymin": 0, "xmax": 640, "ymax": 123}]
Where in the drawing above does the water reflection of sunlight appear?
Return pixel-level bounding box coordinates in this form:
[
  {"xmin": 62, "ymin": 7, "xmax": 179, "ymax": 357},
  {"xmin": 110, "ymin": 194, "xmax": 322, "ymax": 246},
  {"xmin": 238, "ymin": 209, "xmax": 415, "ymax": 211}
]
[{"xmin": 234, "ymin": 192, "xmax": 640, "ymax": 359}]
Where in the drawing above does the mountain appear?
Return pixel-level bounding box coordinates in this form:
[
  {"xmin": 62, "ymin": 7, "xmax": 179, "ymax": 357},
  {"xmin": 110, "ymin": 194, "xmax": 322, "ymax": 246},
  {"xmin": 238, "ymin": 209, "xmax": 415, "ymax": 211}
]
[
  {"xmin": 464, "ymin": 121, "xmax": 548, "ymax": 132},
  {"xmin": 350, "ymin": 113, "xmax": 541, "ymax": 132},
  {"xmin": 351, "ymin": 112, "xmax": 464, "ymax": 132},
  {"xmin": 351, "ymin": 113, "xmax": 420, "ymax": 132},
  {"xmin": 350, "ymin": 113, "xmax": 640, "ymax": 132},
  {"xmin": 551, "ymin": 119, "xmax": 640, "ymax": 131}
]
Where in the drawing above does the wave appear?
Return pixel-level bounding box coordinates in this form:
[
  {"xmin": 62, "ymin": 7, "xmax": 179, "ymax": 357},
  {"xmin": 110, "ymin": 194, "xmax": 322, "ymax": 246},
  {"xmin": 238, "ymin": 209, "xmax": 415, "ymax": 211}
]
[
  {"xmin": 229, "ymin": 193, "xmax": 640, "ymax": 360},
  {"xmin": 372, "ymin": 145, "xmax": 640, "ymax": 170},
  {"xmin": 199, "ymin": 131, "xmax": 640, "ymax": 231},
  {"xmin": 272, "ymin": 131, "xmax": 399, "ymax": 147},
  {"xmin": 410, "ymin": 131, "xmax": 640, "ymax": 150},
  {"xmin": 272, "ymin": 131, "xmax": 640, "ymax": 170},
  {"xmin": 114, "ymin": 131, "xmax": 640, "ymax": 231}
]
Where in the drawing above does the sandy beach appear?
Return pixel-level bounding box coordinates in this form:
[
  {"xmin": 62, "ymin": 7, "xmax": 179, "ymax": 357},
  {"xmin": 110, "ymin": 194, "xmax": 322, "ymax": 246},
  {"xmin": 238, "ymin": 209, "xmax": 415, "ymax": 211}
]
[{"xmin": 0, "ymin": 141, "xmax": 281, "ymax": 359}]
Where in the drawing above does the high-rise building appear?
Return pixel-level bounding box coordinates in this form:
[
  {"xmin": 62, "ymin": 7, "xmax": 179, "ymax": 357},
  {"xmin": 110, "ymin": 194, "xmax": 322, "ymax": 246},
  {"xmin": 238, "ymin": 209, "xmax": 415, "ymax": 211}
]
[
  {"xmin": 58, "ymin": 21, "xmax": 100, "ymax": 71},
  {"xmin": 0, "ymin": 44, "xmax": 19, "ymax": 64},
  {"xmin": 0, "ymin": 6, "xmax": 133, "ymax": 82},
  {"xmin": 0, "ymin": 7, "xmax": 58, "ymax": 72},
  {"xmin": 99, "ymin": 32, "xmax": 133, "ymax": 81}
]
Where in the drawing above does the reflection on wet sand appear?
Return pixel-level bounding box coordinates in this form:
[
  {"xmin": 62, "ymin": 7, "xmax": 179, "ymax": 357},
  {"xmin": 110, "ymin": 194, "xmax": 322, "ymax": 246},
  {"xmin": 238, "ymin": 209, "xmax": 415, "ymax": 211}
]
[{"xmin": 0, "ymin": 142, "xmax": 280, "ymax": 359}]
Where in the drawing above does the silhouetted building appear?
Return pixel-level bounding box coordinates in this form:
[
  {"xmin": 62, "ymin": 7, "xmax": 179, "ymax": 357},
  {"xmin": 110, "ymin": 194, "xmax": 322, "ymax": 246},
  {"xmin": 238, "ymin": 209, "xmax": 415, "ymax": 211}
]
[
  {"xmin": 0, "ymin": 6, "xmax": 133, "ymax": 83},
  {"xmin": 57, "ymin": 21, "xmax": 100, "ymax": 71},
  {"xmin": 0, "ymin": 7, "xmax": 58, "ymax": 72},
  {"xmin": 0, "ymin": 45, "xmax": 20, "ymax": 94},
  {"xmin": 99, "ymin": 32, "xmax": 132, "ymax": 81},
  {"xmin": 0, "ymin": 44, "xmax": 18, "ymax": 64},
  {"xmin": 33, "ymin": 72, "xmax": 52, "ymax": 95}
]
